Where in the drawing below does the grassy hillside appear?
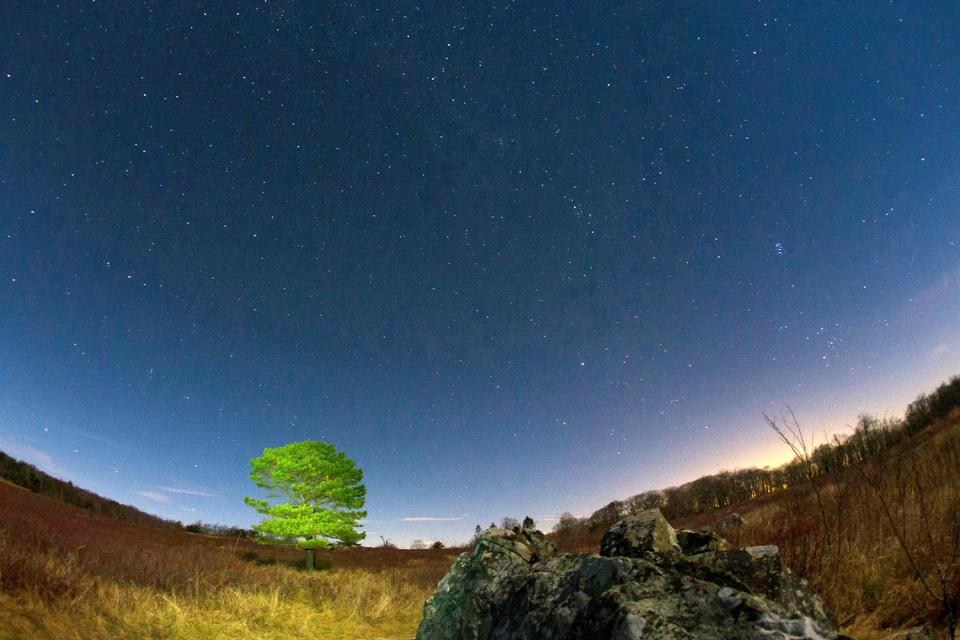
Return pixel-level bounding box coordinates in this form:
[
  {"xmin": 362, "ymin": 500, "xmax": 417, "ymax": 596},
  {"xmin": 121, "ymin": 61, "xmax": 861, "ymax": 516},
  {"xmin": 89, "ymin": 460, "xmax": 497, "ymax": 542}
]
[
  {"xmin": 546, "ymin": 376, "xmax": 960, "ymax": 639},
  {"xmin": 2, "ymin": 376, "xmax": 958, "ymax": 638},
  {"xmin": 735, "ymin": 413, "xmax": 960, "ymax": 640},
  {"xmin": 0, "ymin": 477, "xmax": 462, "ymax": 639},
  {"xmin": 0, "ymin": 450, "xmax": 186, "ymax": 531},
  {"xmin": 549, "ymin": 410, "xmax": 960, "ymax": 639}
]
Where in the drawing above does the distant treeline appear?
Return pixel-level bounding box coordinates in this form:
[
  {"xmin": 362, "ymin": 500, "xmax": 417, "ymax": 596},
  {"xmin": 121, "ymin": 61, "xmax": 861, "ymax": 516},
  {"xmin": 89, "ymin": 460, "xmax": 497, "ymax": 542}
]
[
  {"xmin": 0, "ymin": 451, "xmax": 251, "ymax": 538},
  {"xmin": 183, "ymin": 521, "xmax": 253, "ymax": 538},
  {"xmin": 559, "ymin": 374, "xmax": 960, "ymax": 535}
]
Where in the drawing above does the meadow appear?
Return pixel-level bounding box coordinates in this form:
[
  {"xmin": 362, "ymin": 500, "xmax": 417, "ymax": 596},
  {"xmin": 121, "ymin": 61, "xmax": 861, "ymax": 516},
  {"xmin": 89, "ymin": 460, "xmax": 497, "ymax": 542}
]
[
  {"xmin": 2, "ymin": 411, "xmax": 958, "ymax": 639},
  {"xmin": 0, "ymin": 478, "xmax": 463, "ymax": 640}
]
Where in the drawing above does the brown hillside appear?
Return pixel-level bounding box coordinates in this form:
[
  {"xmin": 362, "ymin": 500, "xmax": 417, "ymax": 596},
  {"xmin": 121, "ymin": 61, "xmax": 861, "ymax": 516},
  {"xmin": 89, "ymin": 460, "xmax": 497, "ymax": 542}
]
[
  {"xmin": 548, "ymin": 414, "xmax": 960, "ymax": 639},
  {"xmin": 671, "ymin": 416, "xmax": 960, "ymax": 639},
  {"xmin": 0, "ymin": 476, "xmax": 462, "ymax": 640},
  {"xmin": 732, "ymin": 414, "xmax": 960, "ymax": 639}
]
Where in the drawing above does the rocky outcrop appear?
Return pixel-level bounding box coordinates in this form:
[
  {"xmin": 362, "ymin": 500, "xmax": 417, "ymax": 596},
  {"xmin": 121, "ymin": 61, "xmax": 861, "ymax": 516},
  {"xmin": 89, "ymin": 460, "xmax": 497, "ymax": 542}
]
[
  {"xmin": 600, "ymin": 509, "xmax": 681, "ymax": 557},
  {"xmin": 675, "ymin": 527, "xmax": 732, "ymax": 554},
  {"xmin": 416, "ymin": 509, "xmax": 848, "ymax": 640},
  {"xmin": 891, "ymin": 625, "xmax": 934, "ymax": 640}
]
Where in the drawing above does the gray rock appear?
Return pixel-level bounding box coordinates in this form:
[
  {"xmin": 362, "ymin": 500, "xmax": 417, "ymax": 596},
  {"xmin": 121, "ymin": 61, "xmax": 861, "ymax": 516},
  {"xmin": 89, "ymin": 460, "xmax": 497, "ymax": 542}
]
[
  {"xmin": 715, "ymin": 512, "xmax": 745, "ymax": 530},
  {"xmin": 416, "ymin": 510, "xmax": 845, "ymax": 640},
  {"xmin": 714, "ymin": 512, "xmax": 745, "ymax": 546},
  {"xmin": 599, "ymin": 508, "xmax": 681, "ymax": 558},
  {"xmin": 891, "ymin": 625, "xmax": 934, "ymax": 640},
  {"xmin": 675, "ymin": 528, "xmax": 732, "ymax": 555},
  {"xmin": 687, "ymin": 546, "xmax": 836, "ymax": 630}
]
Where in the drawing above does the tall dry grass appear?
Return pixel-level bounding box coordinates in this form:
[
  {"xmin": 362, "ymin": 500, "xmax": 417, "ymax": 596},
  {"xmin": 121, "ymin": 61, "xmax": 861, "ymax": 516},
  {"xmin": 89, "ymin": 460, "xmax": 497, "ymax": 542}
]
[
  {"xmin": 4, "ymin": 416, "xmax": 958, "ymax": 639},
  {"xmin": 738, "ymin": 415, "xmax": 960, "ymax": 639},
  {"xmin": 588, "ymin": 415, "xmax": 960, "ymax": 639},
  {"xmin": 0, "ymin": 479, "xmax": 462, "ymax": 640},
  {"xmin": 554, "ymin": 414, "xmax": 960, "ymax": 639}
]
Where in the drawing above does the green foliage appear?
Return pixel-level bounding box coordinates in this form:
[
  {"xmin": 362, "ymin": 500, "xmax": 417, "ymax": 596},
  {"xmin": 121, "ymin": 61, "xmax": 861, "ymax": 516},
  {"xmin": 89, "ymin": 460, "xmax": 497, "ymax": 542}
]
[
  {"xmin": 430, "ymin": 540, "xmax": 444, "ymax": 550},
  {"xmin": 244, "ymin": 441, "xmax": 367, "ymax": 549}
]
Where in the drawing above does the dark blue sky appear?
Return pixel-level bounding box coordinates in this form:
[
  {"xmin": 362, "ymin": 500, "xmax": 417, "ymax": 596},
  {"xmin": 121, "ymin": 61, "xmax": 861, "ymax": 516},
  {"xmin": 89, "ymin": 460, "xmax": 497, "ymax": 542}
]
[{"xmin": 1, "ymin": 1, "xmax": 958, "ymax": 546}]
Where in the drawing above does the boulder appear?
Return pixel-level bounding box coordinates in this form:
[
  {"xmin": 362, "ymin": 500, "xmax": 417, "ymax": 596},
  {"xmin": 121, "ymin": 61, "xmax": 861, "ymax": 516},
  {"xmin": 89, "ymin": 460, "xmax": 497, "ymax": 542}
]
[
  {"xmin": 667, "ymin": 545, "xmax": 837, "ymax": 631},
  {"xmin": 416, "ymin": 510, "xmax": 848, "ymax": 640},
  {"xmin": 599, "ymin": 508, "xmax": 681, "ymax": 557},
  {"xmin": 715, "ymin": 512, "xmax": 745, "ymax": 531},
  {"xmin": 675, "ymin": 528, "xmax": 732, "ymax": 555},
  {"xmin": 714, "ymin": 512, "xmax": 745, "ymax": 545},
  {"xmin": 890, "ymin": 625, "xmax": 934, "ymax": 640}
]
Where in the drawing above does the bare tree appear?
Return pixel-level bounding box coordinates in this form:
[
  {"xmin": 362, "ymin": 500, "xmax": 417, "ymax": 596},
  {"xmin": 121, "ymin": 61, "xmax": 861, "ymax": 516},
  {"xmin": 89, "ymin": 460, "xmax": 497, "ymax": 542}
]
[{"xmin": 764, "ymin": 407, "xmax": 833, "ymax": 550}]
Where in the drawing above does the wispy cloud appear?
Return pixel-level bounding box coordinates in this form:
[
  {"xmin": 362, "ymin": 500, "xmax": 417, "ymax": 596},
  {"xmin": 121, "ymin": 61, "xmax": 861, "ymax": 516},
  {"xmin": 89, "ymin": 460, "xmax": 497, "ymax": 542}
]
[
  {"xmin": 66, "ymin": 425, "xmax": 119, "ymax": 447},
  {"xmin": 160, "ymin": 486, "xmax": 221, "ymax": 497},
  {"xmin": 913, "ymin": 265, "xmax": 960, "ymax": 312},
  {"xmin": 137, "ymin": 491, "xmax": 171, "ymax": 503},
  {"xmin": 403, "ymin": 516, "xmax": 465, "ymax": 522},
  {"xmin": 539, "ymin": 513, "xmax": 588, "ymax": 522},
  {"xmin": 930, "ymin": 342, "xmax": 951, "ymax": 360}
]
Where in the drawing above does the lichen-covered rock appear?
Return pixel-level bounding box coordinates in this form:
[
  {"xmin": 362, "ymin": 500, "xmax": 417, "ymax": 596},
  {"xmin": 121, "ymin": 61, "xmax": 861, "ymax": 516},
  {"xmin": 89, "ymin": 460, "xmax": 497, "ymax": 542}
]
[
  {"xmin": 415, "ymin": 526, "xmax": 559, "ymax": 640},
  {"xmin": 714, "ymin": 512, "xmax": 745, "ymax": 546},
  {"xmin": 891, "ymin": 625, "xmax": 934, "ymax": 640},
  {"xmin": 689, "ymin": 545, "xmax": 837, "ymax": 630},
  {"xmin": 415, "ymin": 511, "xmax": 849, "ymax": 640},
  {"xmin": 599, "ymin": 508, "xmax": 681, "ymax": 558},
  {"xmin": 675, "ymin": 528, "xmax": 732, "ymax": 555}
]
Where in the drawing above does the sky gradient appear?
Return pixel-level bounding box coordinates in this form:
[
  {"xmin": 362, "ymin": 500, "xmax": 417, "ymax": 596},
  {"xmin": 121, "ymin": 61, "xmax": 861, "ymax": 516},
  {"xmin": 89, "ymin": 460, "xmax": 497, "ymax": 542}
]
[{"xmin": 1, "ymin": 2, "xmax": 958, "ymax": 547}]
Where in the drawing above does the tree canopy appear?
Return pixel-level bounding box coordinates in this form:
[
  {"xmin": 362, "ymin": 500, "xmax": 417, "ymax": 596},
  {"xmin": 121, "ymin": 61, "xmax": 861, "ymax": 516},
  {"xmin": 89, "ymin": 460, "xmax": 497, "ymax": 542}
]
[{"xmin": 243, "ymin": 441, "xmax": 366, "ymax": 550}]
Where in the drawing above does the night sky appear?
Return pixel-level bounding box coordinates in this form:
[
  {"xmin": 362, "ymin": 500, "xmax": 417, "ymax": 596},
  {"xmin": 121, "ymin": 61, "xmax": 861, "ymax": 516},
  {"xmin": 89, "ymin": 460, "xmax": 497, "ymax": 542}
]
[{"xmin": 1, "ymin": 2, "xmax": 958, "ymax": 548}]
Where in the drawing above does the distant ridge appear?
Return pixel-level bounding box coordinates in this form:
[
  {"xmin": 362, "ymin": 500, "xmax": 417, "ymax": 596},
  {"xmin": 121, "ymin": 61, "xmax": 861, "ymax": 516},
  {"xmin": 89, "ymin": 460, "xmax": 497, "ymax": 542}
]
[
  {"xmin": 578, "ymin": 373, "xmax": 960, "ymax": 532},
  {"xmin": 0, "ymin": 450, "xmax": 177, "ymax": 529}
]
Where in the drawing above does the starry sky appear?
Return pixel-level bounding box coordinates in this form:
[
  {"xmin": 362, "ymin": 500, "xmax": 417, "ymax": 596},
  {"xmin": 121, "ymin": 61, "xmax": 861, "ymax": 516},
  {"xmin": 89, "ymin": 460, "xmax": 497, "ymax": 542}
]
[{"xmin": 1, "ymin": 2, "xmax": 958, "ymax": 548}]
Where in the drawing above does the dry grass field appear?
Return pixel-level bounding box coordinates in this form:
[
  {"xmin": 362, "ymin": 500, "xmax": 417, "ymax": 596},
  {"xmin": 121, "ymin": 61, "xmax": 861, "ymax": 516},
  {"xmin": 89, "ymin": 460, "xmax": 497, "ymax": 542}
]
[
  {"xmin": 2, "ymin": 413, "xmax": 957, "ymax": 639},
  {"xmin": 0, "ymin": 478, "xmax": 463, "ymax": 640}
]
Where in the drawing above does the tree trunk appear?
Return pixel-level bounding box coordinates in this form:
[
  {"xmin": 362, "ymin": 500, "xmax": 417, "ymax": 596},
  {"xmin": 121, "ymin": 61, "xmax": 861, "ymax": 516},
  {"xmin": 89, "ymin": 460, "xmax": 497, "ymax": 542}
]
[{"xmin": 305, "ymin": 547, "xmax": 315, "ymax": 571}]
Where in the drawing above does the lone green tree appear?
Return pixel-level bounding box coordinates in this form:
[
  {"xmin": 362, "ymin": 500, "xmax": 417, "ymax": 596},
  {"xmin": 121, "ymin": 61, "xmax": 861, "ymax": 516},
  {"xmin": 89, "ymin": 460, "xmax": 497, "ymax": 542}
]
[{"xmin": 244, "ymin": 441, "xmax": 366, "ymax": 569}]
